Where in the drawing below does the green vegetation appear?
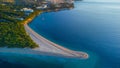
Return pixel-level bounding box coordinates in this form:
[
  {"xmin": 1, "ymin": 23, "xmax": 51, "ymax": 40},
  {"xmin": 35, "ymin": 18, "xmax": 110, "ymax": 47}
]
[
  {"xmin": 22, "ymin": 10, "xmax": 41, "ymax": 24},
  {"xmin": 0, "ymin": 22, "xmax": 38, "ymax": 48},
  {"xmin": 0, "ymin": 4, "xmax": 39, "ymax": 48}
]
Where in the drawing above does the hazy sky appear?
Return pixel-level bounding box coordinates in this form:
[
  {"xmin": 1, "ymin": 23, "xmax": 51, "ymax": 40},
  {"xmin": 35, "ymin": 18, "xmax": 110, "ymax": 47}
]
[{"xmin": 84, "ymin": 0, "xmax": 120, "ymax": 2}]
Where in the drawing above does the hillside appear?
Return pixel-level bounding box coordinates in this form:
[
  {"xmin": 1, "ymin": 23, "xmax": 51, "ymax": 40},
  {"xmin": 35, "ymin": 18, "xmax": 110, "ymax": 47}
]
[
  {"xmin": 0, "ymin": 0, "xmax": 14, "ymax": 3},
  {"xmin": 0, "ymin": 4, "xmax": 39, "ymax": 48}
]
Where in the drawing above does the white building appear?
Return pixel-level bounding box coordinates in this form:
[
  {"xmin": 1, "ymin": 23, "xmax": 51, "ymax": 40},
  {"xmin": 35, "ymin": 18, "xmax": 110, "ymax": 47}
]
[
  {"xmin": 47, "ymin": 0, "xmax": 64, "ymax": 4},
  {"xmin": 21, "ymin": 8, "xmax": 34, "ymax": 15},
  {"xmin": 21, "ymin": 8, "xmax": 34, "ymax": 13},
  {"xmin": 36, "ymin": 5, "xmax": 48, "ymax": 9},
  {"xmin": 46, "ymin": 0, "xmax": 74, "ymax": 4},
  {"xmin": 65, "ymin": 0, "xmax": 74, "ymax": 4}
]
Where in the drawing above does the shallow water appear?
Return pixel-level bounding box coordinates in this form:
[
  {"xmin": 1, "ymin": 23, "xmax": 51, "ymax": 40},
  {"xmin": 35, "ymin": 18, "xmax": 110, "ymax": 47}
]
[
  {"xmin": 1, "ymin": 1, "xmax": 120, "ymax": 68},
  {"xmin": 0, "ymin": 51, "xmax": 98, "ymax": 68}
]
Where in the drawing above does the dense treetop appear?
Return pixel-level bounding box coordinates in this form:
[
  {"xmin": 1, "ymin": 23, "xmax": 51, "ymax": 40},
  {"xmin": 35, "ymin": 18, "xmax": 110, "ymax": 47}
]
[{"xmin": 0, "ymin": 4, "xmax": 39, "ymax": 48}]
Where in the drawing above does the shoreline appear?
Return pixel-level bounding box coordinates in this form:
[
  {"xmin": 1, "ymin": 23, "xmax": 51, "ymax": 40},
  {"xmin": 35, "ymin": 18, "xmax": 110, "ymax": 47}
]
[
  {"xmin": 23, "ymin": 11, "xmax": 89, "ymax": 59},
  {"xmin": 0, "ymin": 11, "xmax": 88, "ymax": 59},
  {"xmin": 24, "ymin": 24, "xmax": 88, "ymax": 59}
]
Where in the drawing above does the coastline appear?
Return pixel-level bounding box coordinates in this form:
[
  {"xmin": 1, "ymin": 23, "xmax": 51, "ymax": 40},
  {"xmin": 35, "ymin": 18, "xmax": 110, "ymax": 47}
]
[
  {"xmin": 0, "ymin": 11, "xmax": 88, "ymax": 59},
  {"xmin": 23, "ymin": 11, "xmax": 89, "ymax": 59},
  {"xmin": 24, "ymin": 24, "xmax": 88, "ymax": 59}
]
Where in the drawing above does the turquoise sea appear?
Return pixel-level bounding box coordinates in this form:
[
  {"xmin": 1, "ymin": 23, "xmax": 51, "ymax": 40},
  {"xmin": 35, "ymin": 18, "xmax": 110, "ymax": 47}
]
[{"xmin": 0, "ymin": 1, "xmax": 120, "ymax": 68}]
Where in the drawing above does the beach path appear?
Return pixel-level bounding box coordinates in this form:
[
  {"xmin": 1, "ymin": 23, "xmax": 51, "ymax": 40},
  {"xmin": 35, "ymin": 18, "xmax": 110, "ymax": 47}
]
[{"xmin": 24, "ymin": 24, "xmax": 88, "ymax": 59}]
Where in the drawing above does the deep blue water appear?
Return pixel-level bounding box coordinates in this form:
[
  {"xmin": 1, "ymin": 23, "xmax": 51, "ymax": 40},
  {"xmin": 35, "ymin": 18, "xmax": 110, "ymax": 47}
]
[{"xmin": 0, "ymin": 1, "xmax": 120, "ymax": 68}]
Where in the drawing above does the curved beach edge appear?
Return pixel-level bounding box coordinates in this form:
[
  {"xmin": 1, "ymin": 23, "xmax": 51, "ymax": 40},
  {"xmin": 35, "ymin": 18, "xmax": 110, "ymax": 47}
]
[{"xmin": 24, "ymin": 24, "xmax": 89, "ymax": 59}]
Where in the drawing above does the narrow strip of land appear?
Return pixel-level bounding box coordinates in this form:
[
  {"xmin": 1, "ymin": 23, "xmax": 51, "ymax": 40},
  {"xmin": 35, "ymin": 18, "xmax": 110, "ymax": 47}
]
[{"xmin": 24, "ymin": 24, "xmax": 88, "ymax": 59}]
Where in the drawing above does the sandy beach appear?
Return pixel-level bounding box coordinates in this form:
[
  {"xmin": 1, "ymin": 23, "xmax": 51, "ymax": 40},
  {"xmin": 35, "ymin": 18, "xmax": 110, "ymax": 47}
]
[
  {"xmin": 24, "ymin": 24, "xmax": 88, "ymax": 59},
  {"xmin": 0, "ymin": 11, "xmax": 88, "ymax": 59}
]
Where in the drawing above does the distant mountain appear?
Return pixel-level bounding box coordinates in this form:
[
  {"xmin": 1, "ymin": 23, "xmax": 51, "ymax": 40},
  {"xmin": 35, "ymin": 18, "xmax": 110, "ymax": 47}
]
[
  {"xmin": 0, "ymin": 0, "xmax": 15, "ymax": 3},
  {"xmin": 15, "ymin": 0, "xmax": 44, "ymax": 5},
  {"xmin": 0, "ymin": 0, "xmax": 81, "ymax": 5},
  {"xmin": 0, "ymin": 0, "xmax": 44, "ymax": 4},
  {"xmin": 74, "ymin": 0, "xmax": 83, "ymax": 1}
]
